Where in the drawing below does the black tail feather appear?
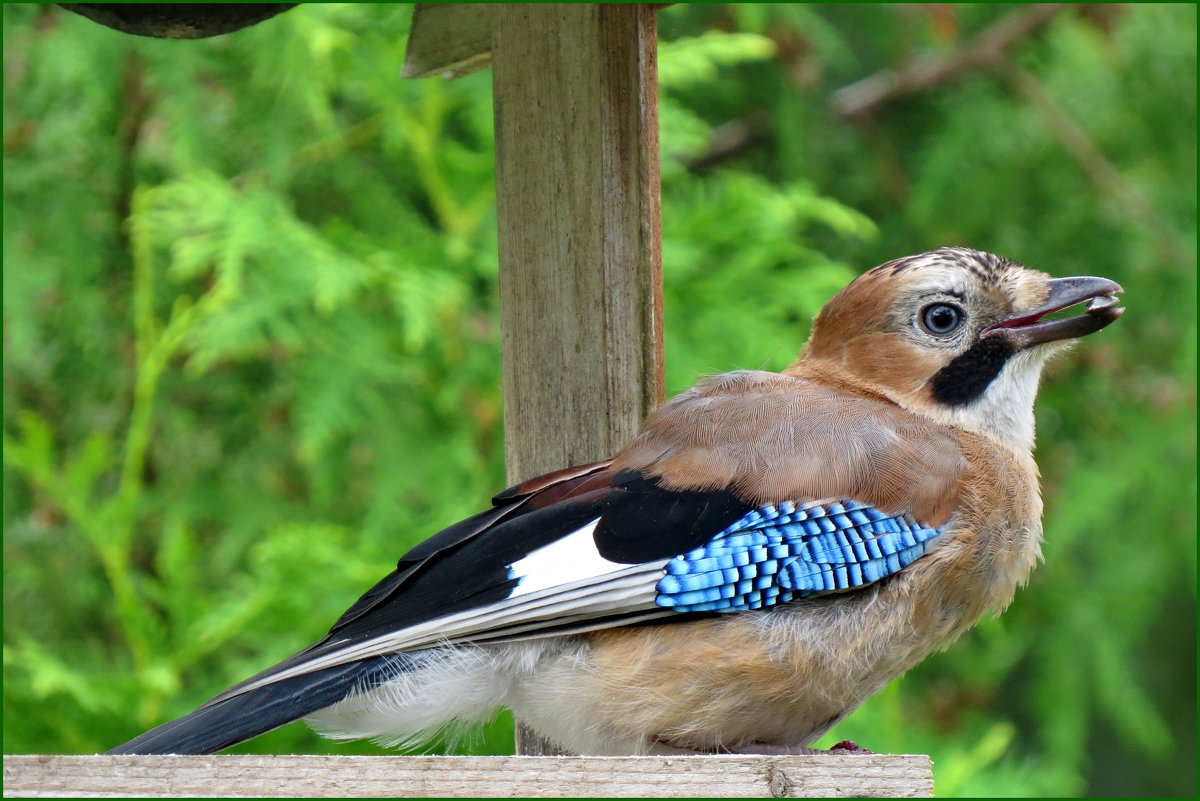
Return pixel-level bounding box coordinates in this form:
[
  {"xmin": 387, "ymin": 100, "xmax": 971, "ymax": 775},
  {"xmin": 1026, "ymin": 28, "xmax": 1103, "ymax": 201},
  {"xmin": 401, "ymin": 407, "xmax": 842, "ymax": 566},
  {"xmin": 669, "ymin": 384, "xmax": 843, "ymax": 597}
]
[{"xmin": 107, "ymin": 654, "xmax": 414, "ymax": 755}]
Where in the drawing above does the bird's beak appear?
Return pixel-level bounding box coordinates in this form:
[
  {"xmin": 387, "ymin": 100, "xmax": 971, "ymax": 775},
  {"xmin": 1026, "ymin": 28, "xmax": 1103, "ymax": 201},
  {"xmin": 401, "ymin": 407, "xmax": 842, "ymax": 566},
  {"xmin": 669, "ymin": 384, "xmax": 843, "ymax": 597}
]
[{"xmin": 984, "ymin": 276, "xmax": 1125, "ymax": 349}]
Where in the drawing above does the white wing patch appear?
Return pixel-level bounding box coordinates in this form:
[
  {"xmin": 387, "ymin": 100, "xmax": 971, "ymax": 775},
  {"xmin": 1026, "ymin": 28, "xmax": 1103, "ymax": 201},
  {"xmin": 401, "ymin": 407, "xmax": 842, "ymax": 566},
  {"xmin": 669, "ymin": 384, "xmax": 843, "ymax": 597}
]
[{"xmin": 508, "ymin": 517, "xmax": 627, "ymax": 597}]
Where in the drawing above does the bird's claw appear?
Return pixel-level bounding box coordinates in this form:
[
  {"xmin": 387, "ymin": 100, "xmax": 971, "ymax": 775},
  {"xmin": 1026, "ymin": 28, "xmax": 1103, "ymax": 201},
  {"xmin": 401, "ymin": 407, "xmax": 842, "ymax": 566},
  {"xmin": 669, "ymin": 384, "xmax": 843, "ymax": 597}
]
[{"xmin": 717, "ymin": 739, "xmax": 876, "ymax": 756}]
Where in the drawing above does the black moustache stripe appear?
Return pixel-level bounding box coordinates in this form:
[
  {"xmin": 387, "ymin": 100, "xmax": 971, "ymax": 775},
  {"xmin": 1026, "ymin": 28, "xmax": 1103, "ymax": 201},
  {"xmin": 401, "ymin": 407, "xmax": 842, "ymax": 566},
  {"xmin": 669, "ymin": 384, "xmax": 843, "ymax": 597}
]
[{"xmin": 929, "ymin": 337, "xmax": 1018, "ymax": 407}]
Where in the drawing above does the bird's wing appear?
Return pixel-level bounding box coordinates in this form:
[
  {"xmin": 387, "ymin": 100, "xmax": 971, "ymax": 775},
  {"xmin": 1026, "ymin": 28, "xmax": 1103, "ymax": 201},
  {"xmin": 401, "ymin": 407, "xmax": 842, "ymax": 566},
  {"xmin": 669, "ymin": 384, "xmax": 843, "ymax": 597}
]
[
  {"xmin": 205, "ymin": 458, "xmax": 620, "ymax": 702},
  {"xmin": 209, "ymin": 371, "xmax": 965, "ymax": 704}
]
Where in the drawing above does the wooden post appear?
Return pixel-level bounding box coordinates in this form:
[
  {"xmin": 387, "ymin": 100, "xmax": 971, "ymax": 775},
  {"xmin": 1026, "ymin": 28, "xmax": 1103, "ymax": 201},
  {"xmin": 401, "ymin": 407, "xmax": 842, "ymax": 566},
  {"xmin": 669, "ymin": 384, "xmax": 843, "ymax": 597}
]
[{"xmin": 491, "ymin": 3, "xmax": 664, "ymax": 754}]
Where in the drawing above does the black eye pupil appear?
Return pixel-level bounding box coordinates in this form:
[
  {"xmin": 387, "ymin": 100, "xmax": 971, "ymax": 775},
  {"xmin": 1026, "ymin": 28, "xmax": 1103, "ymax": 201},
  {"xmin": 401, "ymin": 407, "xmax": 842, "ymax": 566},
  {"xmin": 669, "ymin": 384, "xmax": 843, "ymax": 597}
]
[{"xmin": 922, "ymin": 303, "xmax": 962, "ymax": 334}]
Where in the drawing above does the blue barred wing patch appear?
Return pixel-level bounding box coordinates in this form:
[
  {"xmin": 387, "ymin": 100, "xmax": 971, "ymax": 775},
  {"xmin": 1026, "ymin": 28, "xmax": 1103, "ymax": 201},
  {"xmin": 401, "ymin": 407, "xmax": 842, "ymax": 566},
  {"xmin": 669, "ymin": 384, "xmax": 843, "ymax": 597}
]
[{"xmin": 655, "ymin": 500, "xmax": 942, "ymax": 613}]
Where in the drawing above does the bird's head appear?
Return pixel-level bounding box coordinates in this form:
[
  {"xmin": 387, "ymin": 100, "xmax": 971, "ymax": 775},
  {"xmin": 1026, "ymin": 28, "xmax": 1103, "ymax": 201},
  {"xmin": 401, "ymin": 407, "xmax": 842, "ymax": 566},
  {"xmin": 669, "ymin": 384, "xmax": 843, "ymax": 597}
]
[{"xmin": 794, "ymin": 247, "xmax": 1123, "ymax": 450}]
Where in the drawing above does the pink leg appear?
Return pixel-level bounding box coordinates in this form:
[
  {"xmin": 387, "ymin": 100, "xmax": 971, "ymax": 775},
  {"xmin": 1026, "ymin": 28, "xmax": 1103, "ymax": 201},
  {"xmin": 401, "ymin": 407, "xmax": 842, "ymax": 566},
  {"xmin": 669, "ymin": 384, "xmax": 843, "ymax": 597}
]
[{"xmin": 721, "ymin": 739, "xmax": 876, "ymax": 756}]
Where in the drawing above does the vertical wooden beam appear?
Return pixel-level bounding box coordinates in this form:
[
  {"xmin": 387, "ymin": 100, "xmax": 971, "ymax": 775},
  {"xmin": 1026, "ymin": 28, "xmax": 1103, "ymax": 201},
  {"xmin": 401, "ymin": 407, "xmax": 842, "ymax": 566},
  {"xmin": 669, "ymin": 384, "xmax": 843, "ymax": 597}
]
[{"xmin": 491, "ymin": 3, "xmax": 663, "ymax": 754}]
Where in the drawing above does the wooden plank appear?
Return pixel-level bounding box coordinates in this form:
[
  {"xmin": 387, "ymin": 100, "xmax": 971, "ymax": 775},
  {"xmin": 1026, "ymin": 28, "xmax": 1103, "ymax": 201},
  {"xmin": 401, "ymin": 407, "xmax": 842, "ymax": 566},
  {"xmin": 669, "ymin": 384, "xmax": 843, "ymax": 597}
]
[
  {"xmin": 401, "ymin": 3, "xmax": 495, "ymax": 80},
  {"xmin": 493, "ymin": 2, "xmax": 663, "ymax": 483},
  {"xmin": 2, "ymin": 754, "xmax": 934, "ymax": 798},
  {"xmin": 491, "ymin": 3, "xmax": 664, "ymax": 756}
]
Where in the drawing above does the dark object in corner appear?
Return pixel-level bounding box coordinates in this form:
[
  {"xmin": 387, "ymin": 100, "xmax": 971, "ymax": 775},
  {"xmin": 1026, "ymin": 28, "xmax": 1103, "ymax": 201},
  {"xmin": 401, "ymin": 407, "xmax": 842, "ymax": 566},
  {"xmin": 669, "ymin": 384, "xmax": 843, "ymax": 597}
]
[{"xmin": 59, "ymin": 4, "xmax": 299, "ymax": 40}]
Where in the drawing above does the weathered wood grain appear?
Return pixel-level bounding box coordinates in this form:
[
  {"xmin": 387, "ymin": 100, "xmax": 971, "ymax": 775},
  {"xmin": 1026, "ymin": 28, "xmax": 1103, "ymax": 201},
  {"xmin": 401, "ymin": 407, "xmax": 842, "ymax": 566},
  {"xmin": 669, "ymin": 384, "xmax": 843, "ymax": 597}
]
[
  {"xmin": 493, "ymin": 2, "xmax": 664, "ymax": 484},
  {"xmin": 2, "ymin": 754, "xmax": 934, "ymax": 798},
  {"xmin": 491, "ymin": 3, "xmax": 664, "ymax": 756},
  {"xmin": 401, "ymin": 3, "xmax": 495, "ymax": 79}
]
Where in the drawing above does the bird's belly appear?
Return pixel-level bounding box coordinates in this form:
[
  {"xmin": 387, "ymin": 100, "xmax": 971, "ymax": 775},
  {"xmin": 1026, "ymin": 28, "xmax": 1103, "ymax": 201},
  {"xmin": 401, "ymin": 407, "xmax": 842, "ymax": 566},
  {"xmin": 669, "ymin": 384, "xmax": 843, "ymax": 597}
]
[{"xmin": 505, "ymin": 585, "xmax": 948, "ymax": 754}]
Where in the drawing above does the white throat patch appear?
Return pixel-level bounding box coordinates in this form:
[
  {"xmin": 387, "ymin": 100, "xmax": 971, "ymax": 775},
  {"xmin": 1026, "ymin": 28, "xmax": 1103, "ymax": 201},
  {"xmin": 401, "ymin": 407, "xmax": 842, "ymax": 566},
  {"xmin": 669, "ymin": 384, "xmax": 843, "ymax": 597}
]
[{"xmin": 934, "ymin": 343, "xmax": 1070, "ymax": 452}]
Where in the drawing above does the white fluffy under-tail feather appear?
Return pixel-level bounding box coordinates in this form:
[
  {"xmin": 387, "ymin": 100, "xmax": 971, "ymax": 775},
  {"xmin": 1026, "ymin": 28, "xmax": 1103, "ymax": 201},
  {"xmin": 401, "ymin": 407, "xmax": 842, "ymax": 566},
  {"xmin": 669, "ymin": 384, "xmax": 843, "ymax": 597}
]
[{"xmin": 304, "ymin": 642, "xmax": 548, "ymax": 750}]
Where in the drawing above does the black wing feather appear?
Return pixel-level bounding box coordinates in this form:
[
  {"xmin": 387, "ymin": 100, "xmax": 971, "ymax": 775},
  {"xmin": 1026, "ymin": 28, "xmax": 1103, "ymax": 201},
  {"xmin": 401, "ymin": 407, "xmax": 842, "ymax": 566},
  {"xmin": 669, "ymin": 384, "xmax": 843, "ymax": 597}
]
[
  {"xmin": 110, "ymin": 464, "xmax": 758, "ymax": 755},
  {"xmin": 594, "ymin": 471, "xmax": 754, "ymax": 562},
  {"xmin": 221, "ymin": 470, "xmax": 754, "ymax": 699}
]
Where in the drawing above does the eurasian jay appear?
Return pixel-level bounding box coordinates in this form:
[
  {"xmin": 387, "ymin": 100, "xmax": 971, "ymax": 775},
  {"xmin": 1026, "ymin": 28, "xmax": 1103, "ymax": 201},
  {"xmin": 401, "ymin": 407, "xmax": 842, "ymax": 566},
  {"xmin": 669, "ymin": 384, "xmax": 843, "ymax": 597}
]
[{"xmin": 108, "ymin": 247, "xmax": 1123, "ymax": 756}]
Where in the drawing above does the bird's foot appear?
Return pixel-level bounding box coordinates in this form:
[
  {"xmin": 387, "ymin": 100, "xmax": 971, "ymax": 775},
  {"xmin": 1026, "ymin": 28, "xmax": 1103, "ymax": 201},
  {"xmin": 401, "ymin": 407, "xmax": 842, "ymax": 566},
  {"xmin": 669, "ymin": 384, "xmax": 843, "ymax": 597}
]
[{"xmin": 722, "ymin": 739, "xmax": 876, "ymax": 756}]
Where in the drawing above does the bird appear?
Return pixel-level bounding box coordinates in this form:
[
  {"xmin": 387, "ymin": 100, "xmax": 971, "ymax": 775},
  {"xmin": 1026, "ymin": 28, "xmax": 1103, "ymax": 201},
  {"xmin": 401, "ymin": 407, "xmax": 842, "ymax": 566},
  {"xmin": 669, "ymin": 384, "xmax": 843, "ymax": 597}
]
[{"xmin": 108, "ymin": 246, "xmax": 1124, "ymax": 757}]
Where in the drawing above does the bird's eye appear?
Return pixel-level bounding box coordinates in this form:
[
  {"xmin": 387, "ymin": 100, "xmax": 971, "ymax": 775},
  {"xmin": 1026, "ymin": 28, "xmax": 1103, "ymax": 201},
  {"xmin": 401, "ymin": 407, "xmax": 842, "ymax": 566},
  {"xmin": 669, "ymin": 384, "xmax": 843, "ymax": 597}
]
[{"xmin": 920, "ymin": 303, "xmax": 964, "ymax": 336}]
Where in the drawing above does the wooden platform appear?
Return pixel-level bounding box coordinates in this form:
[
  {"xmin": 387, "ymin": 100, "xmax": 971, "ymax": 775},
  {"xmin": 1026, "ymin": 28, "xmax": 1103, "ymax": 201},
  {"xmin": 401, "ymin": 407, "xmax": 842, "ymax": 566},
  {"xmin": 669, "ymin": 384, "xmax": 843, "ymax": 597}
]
[{"xmin": 3, "ymin": 754, "xmax": 933, "ymax": 798}]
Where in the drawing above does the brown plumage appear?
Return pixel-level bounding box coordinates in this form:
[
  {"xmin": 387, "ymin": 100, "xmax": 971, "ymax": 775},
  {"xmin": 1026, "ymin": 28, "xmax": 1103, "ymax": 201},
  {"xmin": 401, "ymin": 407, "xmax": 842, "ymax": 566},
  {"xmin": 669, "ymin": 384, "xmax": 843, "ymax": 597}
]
[{"xmin": 613, "ymin": 369, "xmax": 964, "ymax": 525}]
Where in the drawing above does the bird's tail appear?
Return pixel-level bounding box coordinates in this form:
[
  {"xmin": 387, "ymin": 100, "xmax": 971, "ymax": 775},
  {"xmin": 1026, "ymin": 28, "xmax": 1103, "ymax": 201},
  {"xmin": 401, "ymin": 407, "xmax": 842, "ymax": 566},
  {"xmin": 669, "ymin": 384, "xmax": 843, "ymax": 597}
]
[{"xmin": 107, "ymin": 653, "xmax": 417, "ymax": 755}]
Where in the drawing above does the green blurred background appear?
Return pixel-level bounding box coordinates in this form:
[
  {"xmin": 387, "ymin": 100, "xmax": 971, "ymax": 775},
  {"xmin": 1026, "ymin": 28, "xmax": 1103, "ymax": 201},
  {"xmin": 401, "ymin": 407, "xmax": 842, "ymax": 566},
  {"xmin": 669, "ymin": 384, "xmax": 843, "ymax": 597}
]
[{"xmin": 3, "ymin": 3, "xmax": 1194, "ymax": 796}]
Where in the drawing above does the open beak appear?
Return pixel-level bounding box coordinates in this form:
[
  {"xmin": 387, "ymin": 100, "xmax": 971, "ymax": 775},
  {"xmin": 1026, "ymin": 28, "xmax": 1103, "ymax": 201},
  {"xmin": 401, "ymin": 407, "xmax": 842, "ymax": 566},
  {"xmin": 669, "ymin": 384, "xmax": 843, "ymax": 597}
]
[{"xmin": 984, "ymin": 276, "xmax": 1124, "ymax": 349}]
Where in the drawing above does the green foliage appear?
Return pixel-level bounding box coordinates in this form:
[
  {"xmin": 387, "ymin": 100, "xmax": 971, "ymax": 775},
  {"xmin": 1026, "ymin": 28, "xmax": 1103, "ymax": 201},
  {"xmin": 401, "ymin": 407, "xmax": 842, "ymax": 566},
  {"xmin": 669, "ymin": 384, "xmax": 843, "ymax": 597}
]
[{"xmin": 4, "ymin": 4, "xmax": 1194, "ymax": 796}]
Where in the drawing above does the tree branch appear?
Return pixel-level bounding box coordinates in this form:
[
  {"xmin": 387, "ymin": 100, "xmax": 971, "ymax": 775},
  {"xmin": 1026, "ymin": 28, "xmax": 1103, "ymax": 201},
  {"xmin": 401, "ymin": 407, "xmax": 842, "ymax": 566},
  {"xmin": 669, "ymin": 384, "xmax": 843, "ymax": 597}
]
[
  {"xmin": 680, "ymin": 109, "xmax": 772, "ymax": 174},
  {"xmin": 832, "ymin": 4, "xmax": 1070, "ymax": 120}
]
